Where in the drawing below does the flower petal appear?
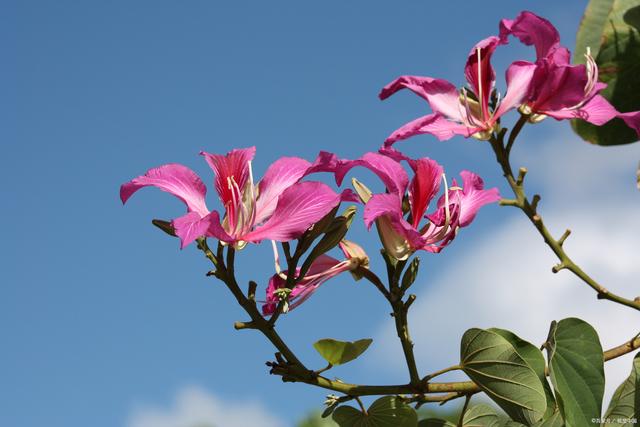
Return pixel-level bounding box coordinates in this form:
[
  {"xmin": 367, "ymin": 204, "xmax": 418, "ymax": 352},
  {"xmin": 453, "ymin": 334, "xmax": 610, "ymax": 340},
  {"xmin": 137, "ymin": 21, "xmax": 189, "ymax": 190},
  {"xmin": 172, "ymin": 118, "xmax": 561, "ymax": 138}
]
[
  {"xmin": 384, "ymin": 113, "xmax": 473, "ymax": 145},
  {"xmin": 172, "ymin": 210, "xmax": 231, "ymax": 248},
  {"xmin": 335, "ymin": 152, "xmax": 408, "ymax": 195},
  {"xmin": 545, "ymin": 94, "xmax": 618, "ymax": 125},
  {"xmin": 200, "ymin": 147, "xmax": 256, "ymax": 208},
  {"xmin": 242, "ymin": 181, "xmax": 342, "ymax": 242},
  {"xmin": 499, "ymin": 11, "xmax": 562, "ymax": 60},
  {"xmin": 493, "ymin": 61, "xmax": 537, "ymax": 119},
  {"xmin": 464, "ymin": 36, "xmax": 501, "ymax": 119},
  {"xmin": 408, "ymin": 158, "xmax": 443, "ymax": 228},
  {"xmin": 619, "ymin": 111, "xmax": 640, "ymax": 137},
  {"xmin": 379, "ymin": 75, "xmax": 464, "ymax": 121},
  {"xmin": 363, "ymin": 193, "xmax": 424, "ymax": 250},
  {"xmin": 457, "ymin": 171, "xmax": 501, "ymax": 227},
  {"xmin": 120, "ymin": 164, "xmax": 209, "ymax": 217},
  {"xmin": 529, "ymin": 60, "xmax": 589, "ymax": 112},
  {"xmin": 254, "ymin": 156, "xmax": 312, "ymax": 224}
]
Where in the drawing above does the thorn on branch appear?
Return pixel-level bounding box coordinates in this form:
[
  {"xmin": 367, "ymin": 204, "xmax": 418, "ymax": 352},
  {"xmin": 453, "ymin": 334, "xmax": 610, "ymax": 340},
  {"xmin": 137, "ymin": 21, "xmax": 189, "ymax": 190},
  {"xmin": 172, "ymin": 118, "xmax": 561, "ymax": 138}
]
[
  {"xmin": 558, "ymin": 229, "xmax": 572, "ymax": 246},
  {"xmin": 531, "ymin": 194, "xmax": 541, "ymax": 212},
  {"xmin": 551, "ymin": 263, "xmax": 567, "ymax": 274},
  {"xmin": 516, "ymin": 167, "xmax": 528, "ymax": 186}
]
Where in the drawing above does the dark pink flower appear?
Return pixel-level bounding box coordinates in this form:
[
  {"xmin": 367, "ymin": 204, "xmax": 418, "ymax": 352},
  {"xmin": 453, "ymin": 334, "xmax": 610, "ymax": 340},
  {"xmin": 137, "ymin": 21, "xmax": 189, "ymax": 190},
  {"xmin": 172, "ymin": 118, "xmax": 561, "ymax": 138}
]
[
  {"xmin": 121, "ymin": 148, "xmax": 351, "ymax": 248},
  {"xmin": 262, "ymin": 240, "xmax": 368, "ymax": 315},
  {"xmin": 379, "ymin": 37, "xmax": 535, "ymax": 145},
  {"xmin": 336, "ymin": 149, "xmax": 500, "ymax": 259}
]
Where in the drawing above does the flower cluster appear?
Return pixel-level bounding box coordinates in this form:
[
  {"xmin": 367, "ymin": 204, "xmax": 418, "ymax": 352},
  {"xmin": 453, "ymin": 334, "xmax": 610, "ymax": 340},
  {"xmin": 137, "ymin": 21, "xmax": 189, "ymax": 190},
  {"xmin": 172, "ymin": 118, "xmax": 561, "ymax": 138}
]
[{"xmin": 380, "ymin": 11, "xmax": 640, "ymax": 145}]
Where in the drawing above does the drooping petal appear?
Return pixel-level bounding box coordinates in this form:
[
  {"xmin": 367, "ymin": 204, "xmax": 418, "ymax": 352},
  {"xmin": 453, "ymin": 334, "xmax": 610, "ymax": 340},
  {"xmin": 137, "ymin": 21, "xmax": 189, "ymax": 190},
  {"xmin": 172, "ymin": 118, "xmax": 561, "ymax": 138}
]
[
  {"xmin": 493, "ymin": 61, "xmax": 537, "ymax": 119},
  {"xmin": 120, "ymin": 163, "xmax": 209, "ymax": 217},
  {"xmin": 456, "ymin": 171, "xmax": 501, "ymax": 227},
  {"xmin": 254, "ymin": 156, "xmax": 312, "ymax": 224},
  {"xmin": 242, "ymin": 181, "xmax": 342, "ymax": 242},
  {"xmin": 528, "ymin": 61, "xmax": 589, "ymax": 112},
  {"xmin": 201, "ymin": 146, "xmax": 256, "ymax": 209},
  {"xmin": 379, "ymin": 76, "xmax": 464, "ymax": 121},
  {"xmin": 408, "ymin": 158, "xmax": 443, "ymax": 228},
  {"xmin": 384, "ymin": 113, "xmax": 473, "ymax": 145},
  {"xmin": 363, "ymin": 193, "xmax": 425, "ymax": 251},
  {"xmin": 499, "ymin": 11, "xmax": 562, "ymax": 60},
  {"xmin": 545, "ymin": 94, "xmax": 618, "ymax": 125},
  {"xmin": 619, "ymin": 111, "xmax": 640, "ymax": 137},
  {"xmin": 464, "ymin": 36, "xmax": 501, "ymax": 119},
  {"xmin": 335, "ymin": 152, "xmax": 409, "ymax": 195},
  {"xmin": 172, "ymin": 211, "xmax": 231, "ymax": 248}
]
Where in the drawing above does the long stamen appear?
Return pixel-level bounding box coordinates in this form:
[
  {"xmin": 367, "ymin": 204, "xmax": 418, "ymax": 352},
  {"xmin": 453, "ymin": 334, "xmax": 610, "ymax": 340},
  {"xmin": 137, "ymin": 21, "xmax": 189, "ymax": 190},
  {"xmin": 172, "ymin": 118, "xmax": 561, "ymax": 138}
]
[
  {"xmin": 271, "ymin": 240, "xmax": 287, "ymax": 280},
  {"xmin": 247, "ymin": 160, "xmax": 257, "ymax": 227},
  {"xmin": 477, "ymin": 47, "xmax": 484, "ymax": 121},
  {"xmin": 227, "ymin": 176, "xmax": 238, "ymax": 231},
  {"xmin": 229, "ymin": 176, "xmax": 246, "ymax": 235}
]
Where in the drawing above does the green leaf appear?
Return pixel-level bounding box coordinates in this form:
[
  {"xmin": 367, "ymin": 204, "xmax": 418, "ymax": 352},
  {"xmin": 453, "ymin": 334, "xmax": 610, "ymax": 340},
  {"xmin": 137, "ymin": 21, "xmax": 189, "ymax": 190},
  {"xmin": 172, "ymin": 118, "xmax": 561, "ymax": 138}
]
[
  {"xmin": 400, "ymin": 257, "xmax": 420, "ymax": 291},
  {"xmin": 489, "ymin": 329, "xmax": 557, "ymax": 419},
  {"xmin": 603, "ymin": 352, "xmax": 640, "ymax": 426},
  {"xmin": 313, "ymin": 338, "xmax": 373, "ymax": 366},
  {"xmin": 299, "ymin": 206, "xmax": 357, "ymax": 278},
  {"xmin": 572, "ymin": 0, "xmax": 640, "ymax": 145},
  {"xmin": 417, "ymin": 419, "xmax": 454, "ymax": 427},
  {"xmin": 332, "ymin": 396, "xmax": 417, "ymax": 427},
  {"xmin": 532, "ymin": 411, "xmax": 564, "ymax": 427},
  {"xmin": 462, "ymin": 404, "xmax": 502, "ymax": 426},
  {"xmin": 547, "ymin": 318, "xmax": 605, "ymax": 427},
  {"xmin": 460, "ymin": 328, "xmax": 547, "ymax": 425}
]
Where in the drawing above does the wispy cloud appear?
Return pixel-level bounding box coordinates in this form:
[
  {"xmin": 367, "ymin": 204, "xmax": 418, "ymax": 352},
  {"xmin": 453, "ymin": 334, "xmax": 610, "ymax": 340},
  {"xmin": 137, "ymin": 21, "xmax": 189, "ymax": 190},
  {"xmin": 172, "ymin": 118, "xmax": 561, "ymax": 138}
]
[{"xmin": 128, "ymin": 386, "xmax": 285, "ymax": 427}]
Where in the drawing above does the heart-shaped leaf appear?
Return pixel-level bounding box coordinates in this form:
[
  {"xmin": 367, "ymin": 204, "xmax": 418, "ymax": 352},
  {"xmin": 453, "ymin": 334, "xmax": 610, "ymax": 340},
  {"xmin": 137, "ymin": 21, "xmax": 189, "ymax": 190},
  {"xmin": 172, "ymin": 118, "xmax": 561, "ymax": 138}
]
[
  {"xmin": 572, "ymin": 0, "xmax": 640, "ymax": 145},
  {"xmin": 332, "ymin": 396, "xmax": 417, "ymax": 427},
  {"xmin": 547, "ymin": 318, "xmax": 605, "ymax": 427},
  {"xmin": 603, "ymin": 352, "xmax": 640, "ymax": 426},
  {"xmin": 460, "ymin": 328, "xmax": 547, "ymax": 425},
  {"xmin": 417, "ymin": 419, "xmax": 454, "ymax": 427},
  {"xmin": 314, "ymin": 338, "xmax": 373, "ymax": 366}
]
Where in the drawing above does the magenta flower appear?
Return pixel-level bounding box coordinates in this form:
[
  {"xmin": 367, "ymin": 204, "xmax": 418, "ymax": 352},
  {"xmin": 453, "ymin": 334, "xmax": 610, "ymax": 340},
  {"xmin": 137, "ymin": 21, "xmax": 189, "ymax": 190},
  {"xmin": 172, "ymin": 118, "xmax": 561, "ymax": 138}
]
[
  {"xmin": 121, "ymin": 147, "xmax": 351, "ymax": 248},
  {"xmin": 335, "ymin": 150, "xmax": 500, "ymax": 259},
  {"xmin": 379, "ymin": 36, "xmax": 535, "ymax": 145},
  {"xmin": 499, "ymin": 11, "xmax": 632, "ymax": 128},
  {"xmin": 262, "ymin": 240, "xmax": 368, "ymax": 315}
]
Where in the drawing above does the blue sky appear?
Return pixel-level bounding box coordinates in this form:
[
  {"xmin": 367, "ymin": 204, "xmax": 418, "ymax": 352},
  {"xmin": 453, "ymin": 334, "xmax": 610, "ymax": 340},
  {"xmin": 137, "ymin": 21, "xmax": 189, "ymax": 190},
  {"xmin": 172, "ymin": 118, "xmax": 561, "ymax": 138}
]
[{"xmin": 4, "ymin": 1, "xmax": 639, "ymax": 426}]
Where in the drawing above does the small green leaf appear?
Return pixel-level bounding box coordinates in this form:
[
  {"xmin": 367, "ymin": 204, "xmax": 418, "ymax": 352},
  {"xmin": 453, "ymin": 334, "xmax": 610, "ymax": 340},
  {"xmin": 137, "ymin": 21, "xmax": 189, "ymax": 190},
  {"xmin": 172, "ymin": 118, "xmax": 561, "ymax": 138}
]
[
  {"xmin": 152, "ymin": 219, "xmax": 177, "ymax": 237},
  {"xmin": 332, "ymin": 396, "xmax": 417, "ymax": 427},
  {"xmin": 603, "ymin": 352, "xmax": 640, "ymax": 426},
  {"xmin": 547, "ymin": 318, "xmax": 605, "ymax": 427},
  {"xmin": 417, "ymin": 419, "xmax": 454, "ymax": 427},
  {"xmin": 400, "ymin": 257, "xmax": 420, "ymax": 291},
  {"xmin": 461, "ymin": 404, "xmax": 502, "ymax": 426},
  {"xmin": 460, "ymin": 328, "xmax": 547, "ymax": 425},
  {"xmin": 313, "ymin": 338, "xmax": 373, "ymax": 366},
  {"xmin": 572, "ymin": 0, "xmax": 640, "ymax": 145}
]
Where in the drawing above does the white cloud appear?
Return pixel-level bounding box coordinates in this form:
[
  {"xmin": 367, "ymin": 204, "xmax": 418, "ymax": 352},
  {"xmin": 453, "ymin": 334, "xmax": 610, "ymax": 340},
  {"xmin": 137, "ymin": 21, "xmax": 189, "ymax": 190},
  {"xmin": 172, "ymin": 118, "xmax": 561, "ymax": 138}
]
[
  {"xmin": 128, "ymin": 386, "xmax": 285, "ymax": 427},
  {"xmin": 368, "ymin": 129, "xmax": 640, "ymax": 409}
]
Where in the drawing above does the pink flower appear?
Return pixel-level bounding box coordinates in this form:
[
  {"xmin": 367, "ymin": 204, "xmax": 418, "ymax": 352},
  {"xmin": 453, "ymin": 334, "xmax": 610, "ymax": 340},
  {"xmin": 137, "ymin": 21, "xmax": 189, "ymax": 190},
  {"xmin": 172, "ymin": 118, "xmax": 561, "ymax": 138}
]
[
  {"xmin": 499, "ymin": 11, "xmax": 638, "ymax": 131},
  {"xmin": 379, "ymin": 36, "xmax": 535, "ymax": 145},
  {"xmin": 262, "ymin": 240, "xmax": 368, "ymax": 315},
  {"xmin": 121, "ymin": 147, "xmax": 352, "ymax": 248},
  {"xmin": 336, "ymin": 149, "xmax": 500, "ymax": 259}
]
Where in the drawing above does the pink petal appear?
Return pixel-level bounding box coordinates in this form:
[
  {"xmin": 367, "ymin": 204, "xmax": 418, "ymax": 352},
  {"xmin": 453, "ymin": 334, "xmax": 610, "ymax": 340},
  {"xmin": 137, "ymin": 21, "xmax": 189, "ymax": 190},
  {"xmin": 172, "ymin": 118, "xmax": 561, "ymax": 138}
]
[
  {"xmin": 408, "ymin": 158, "xmax": 443, "ymax": 228},
  {"xmin": 379, "ymin": 75, "xmax": 464, "ymax": 121},
  {"xmin": 619, "ymin": 111, "xmax": 640, "ymax": 136},
  {"xmin": 529, "ymin": 61, "xmax": 589, "ymax": 112},
  {"xmin": 335, "ymin": 152, "xmax": 408, "ymax": 195},
  {"xmin": 120, "ymin": 163, "xmax": 209, "ymax": 217},
  {"xmin": 363, "ymin": 193, "xmax": 424, "ymax": 250},
  {"xmin": 457, "ymin": 171, "xmax": 501, "ymax": 227},
  {"xmin": 254, "ymin": 156, "xmax": 312, "ymax": 224},
  {"xmin": 385, "ymin": 113, "xmax": 474, "ymax": 145},
  {"xmin": 499, "ymin": 11, "xmax": 562, "ymax": 60},
  {"xmin": 172, "ymin": 211, "xmax": 231, "ymax": 248},
  {"xmin": 493, "ymin": 61, "xmax": 537, "ymax": 119},
  {"xmin": 464, "ymin": 36, "xmax": 501, "ymax": 119},
  {"xmin": 242, "ymin": 181, "xmax": 342, "ymax": 242},
  {"xmin": 545, "ymin": 94, "xmax": 618, "ymax": 125},
  {"xmin": 200, "ymin": 147, "xmax": 256, "ymax": 208}
]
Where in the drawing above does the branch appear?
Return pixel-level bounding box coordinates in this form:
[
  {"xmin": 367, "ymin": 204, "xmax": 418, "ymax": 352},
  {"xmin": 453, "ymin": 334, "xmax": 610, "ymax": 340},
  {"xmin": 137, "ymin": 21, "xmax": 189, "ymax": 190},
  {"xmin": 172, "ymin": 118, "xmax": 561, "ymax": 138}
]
[{"xmin": 490, "ymin": 125, "xmax": 640, "ymax": 312}]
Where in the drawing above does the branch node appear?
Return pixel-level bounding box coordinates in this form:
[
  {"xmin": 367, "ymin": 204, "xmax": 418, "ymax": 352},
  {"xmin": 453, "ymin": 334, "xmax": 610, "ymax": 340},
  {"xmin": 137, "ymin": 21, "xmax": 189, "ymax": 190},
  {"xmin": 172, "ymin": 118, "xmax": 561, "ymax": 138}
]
[
  {"xmin": 234, "ymin": 321, "xmax": 256, "ymax": 330},
  {"xmin": 551, "ymin": 263, "xmax": 566, "ymax": 274},
  {"xmin": 597, "ymin": 288, "xmax": 610, "ymax": 299},
  {"xmin": 248, "ymin": 280, "xmax": 258, "ymax": 301},
  {"xmin": 531, "ymin": 194, "xmax": 541, "ymax": 211},
  {"xmin": 405, "ymin": 294, "xmax": 416, "ymax": 310},
  {"xmin": 532, "ymin": 214, "xmax": 542, "ymax": 224},
  {"xmin": 516, "ymin": 167, "xmax": 528, "ymax": 186},
  {"xmin": 499, "ymin": 198, "xmax": 519, "ymax": 207},
  {"xmin": 558, "ymin": 229, "xmax": 572, "ymax": 246}
]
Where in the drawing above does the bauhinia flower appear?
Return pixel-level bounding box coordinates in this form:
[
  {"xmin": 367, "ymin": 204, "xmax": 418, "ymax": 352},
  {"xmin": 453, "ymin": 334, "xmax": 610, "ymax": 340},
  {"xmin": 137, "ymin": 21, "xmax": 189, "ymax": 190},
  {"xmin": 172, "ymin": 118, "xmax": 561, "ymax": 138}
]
[
  {"xmin": 335, "ymin": 150, "xmax": 500, "ymax": 259},
  {"xmin": 262, "ymin": 240, "xmax": 369, "ymax": 315},
  {"xmin": 500, "ymin": 10, "xmax": 640, "ymax": 133},
  {"xmin": 120, "ymin": 147, "xmax": 352, "ymax": 248},
  {"xmin": 379, "ymin": 36, "xmax": 535, "ymax": 145}
]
